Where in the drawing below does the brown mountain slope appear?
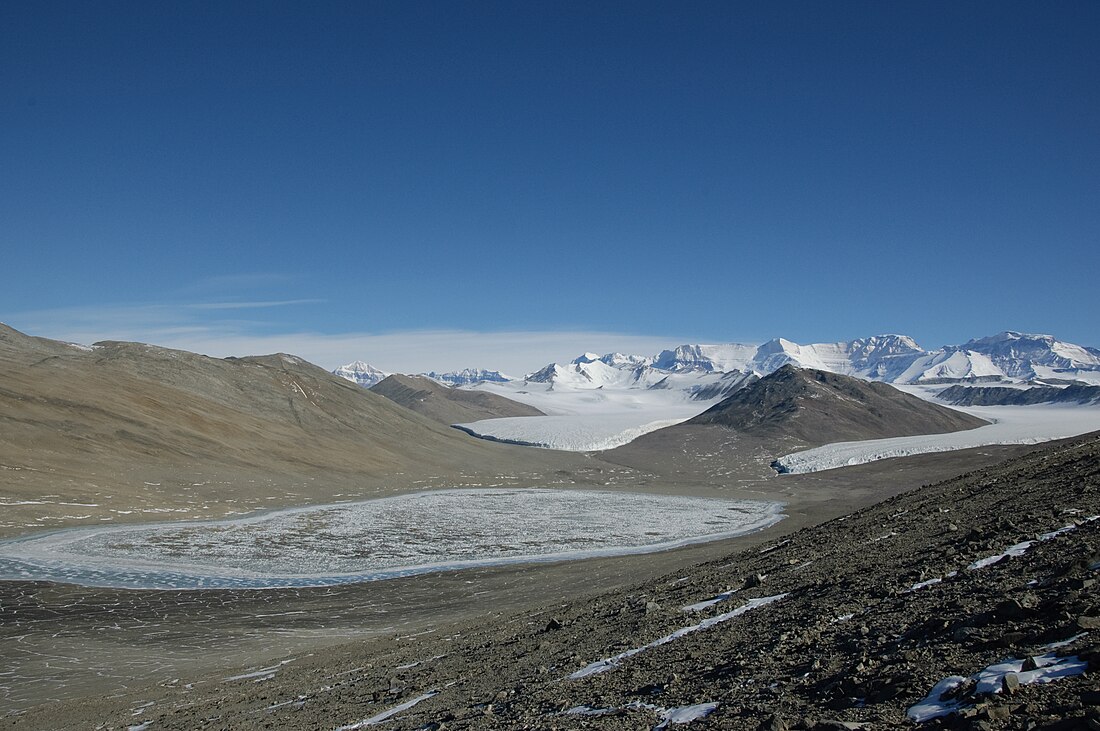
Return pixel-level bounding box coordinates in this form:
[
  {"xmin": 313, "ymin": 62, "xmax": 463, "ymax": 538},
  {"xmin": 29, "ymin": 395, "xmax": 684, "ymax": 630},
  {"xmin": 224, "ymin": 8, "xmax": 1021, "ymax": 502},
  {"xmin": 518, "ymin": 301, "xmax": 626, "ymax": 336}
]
[
  {"xmin": 0, "ymin": 324, "xmax": 600, "ymax": 537},
  {"xmin": 370, "ymin": 374, "xmax": 543, "ymax": 425}
]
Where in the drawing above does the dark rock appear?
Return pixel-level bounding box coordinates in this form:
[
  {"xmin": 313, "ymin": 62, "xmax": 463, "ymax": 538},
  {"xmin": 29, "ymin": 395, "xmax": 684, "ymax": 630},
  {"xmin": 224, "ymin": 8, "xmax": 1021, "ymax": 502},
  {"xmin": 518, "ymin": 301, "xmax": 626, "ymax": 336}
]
[
  {"xmin": 995, "ymin": 598, "xmax": 1035, "ymax": 620},
  {"xmin": 995, "ymin": 631, "xmax": 1028, "ymax": 648},
  {"xmin": 1076, "ymin": 615, "xmax": 1100, "ymax": 630},
  {"xmin": 758, "ymin": 714, "xmax": 789, "ymax": 731}
]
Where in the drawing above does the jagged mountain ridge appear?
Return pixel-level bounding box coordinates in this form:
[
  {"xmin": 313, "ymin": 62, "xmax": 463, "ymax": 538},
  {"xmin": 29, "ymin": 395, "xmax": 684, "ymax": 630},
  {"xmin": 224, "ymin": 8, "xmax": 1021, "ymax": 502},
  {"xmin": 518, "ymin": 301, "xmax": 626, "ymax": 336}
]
[
  {"xmin": 512, "ymin": 331, "xmax": 1100, "ymax": 392},
  {"xmin": 332, "ymin": 331, "xmax": 1100, "ymax": 410},
  {"xmin": 646, "ymin": 332, "xmax": 1100, "ymax": 386},
  {"xmin": 422, "ymin": 369, "xmax": 511, "ymax": 387}
]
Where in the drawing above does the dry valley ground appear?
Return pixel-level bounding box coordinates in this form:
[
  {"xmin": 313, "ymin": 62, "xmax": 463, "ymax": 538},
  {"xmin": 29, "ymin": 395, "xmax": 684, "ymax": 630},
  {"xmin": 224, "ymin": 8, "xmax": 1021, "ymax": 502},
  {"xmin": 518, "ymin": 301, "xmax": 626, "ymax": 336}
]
[{"xmin": 6, "ymin": 435, "xmax": 1098, "ymax": 729}]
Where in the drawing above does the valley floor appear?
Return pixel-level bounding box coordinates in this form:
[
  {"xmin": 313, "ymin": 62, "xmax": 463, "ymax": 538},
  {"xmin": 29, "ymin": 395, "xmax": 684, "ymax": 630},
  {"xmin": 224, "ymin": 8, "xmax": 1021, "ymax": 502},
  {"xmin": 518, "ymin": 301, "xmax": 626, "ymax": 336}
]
[{"xmin": 4, "ymin": 438, "xmax": 1093, "ymax": 729}]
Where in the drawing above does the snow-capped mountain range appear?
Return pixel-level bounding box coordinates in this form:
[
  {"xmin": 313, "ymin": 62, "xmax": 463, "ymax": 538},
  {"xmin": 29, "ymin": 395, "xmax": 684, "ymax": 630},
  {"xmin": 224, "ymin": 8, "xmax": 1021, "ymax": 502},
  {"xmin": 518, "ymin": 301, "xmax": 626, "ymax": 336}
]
[
  {"xmin": 332, "ymin": 363, "xmax": 513, "ymax": 390},
  {"xmin": 616, "ymin": 332, "xmax": 1100, "ymax": 387},
  {"xmin": 333, "ymin": 331, "xmax": 1100, "ymax": 453},
  {"xmin": 422, "ymin": 369, "xmax": 512, "ymax": 387},
  {"xmin": 335, "ymin": 331, "xmax": 1100, "ymax": 394}
]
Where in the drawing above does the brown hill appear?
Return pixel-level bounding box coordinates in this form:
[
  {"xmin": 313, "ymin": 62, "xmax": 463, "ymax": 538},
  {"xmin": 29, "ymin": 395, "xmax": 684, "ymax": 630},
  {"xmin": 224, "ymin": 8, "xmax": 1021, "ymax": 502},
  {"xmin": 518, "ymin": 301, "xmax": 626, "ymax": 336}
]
[
  {"xmin": 0, "ymin": 324, "xmax": 596, "ymax": 537},
  {"xmin": 690, "ymin": 364, "xmax": 986, "ymax": 441},
  {"xmin": 370, "ymin": 374, "xmax": 543, "ymax": 425}
]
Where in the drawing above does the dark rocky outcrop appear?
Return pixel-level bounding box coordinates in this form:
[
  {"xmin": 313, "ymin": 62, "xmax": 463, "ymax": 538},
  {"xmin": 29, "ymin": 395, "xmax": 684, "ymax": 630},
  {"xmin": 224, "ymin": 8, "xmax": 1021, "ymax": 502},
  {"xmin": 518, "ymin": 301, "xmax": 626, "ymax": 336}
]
[
  {"xmin": 938, "ymin": 384, "xmax": 1100, "ymax": 407},
  {"xmin": 689, "ymin": 365, "xmax": 987, "ymax": 442}
]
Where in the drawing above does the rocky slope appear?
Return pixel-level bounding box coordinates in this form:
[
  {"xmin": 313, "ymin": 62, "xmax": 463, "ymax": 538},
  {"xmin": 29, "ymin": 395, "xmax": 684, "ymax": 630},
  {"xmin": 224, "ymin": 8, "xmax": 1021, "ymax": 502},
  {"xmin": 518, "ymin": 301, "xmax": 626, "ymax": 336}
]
[
  {"xmin": 21, "ymin": 433, "xmax": 1100, "ymax": 730},
  {"xmin": 371, "ymin": 374, "xmax": 544, "ymax": 424}
]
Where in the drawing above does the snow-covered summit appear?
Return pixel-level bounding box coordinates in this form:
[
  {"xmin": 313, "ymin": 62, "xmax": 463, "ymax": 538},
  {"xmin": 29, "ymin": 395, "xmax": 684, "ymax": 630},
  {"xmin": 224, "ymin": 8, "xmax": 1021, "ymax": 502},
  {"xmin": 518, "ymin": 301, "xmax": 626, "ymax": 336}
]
[
  {"xmin": 652, "ymin": 343, "xmax": 757, "ymax": 373},
  {"xmin": 525, "ymin": 357, "xmax": 655, "ymax": 390},
  {"xmin": 958, "ymin": 331, "xmax": 1100, "ymax": 381},
  {"xmin": 599, "ymin": 352, "xmax": 652, "ymax": 369},
  {"xmin": 333, "ymin": 360, "xmax": 390, "ymax": 388},
  {"xmin": 750, "ymin": 335, "xmax": 928, "ymax": 381}
]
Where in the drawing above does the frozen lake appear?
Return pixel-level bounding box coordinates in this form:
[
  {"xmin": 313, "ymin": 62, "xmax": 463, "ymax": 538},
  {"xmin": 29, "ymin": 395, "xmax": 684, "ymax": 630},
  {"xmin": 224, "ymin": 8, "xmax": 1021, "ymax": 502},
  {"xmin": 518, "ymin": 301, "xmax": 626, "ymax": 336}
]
[{"xmin": 0, "ymin": 489, "xmax": 784, "ymax": 590}]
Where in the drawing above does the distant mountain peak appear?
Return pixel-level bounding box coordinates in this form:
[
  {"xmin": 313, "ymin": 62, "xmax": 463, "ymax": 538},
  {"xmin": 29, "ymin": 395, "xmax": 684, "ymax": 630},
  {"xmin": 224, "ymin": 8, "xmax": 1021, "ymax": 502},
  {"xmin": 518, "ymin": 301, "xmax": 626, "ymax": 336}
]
[
  {"xmin": 423, "ymin": 369, "xmax": 512, "ymax": 387},
  {"xmin": 333, "ymin": 361, "xmax": 390, "ymax": 388},
  {"xmin": 344, "ymin": 359, "xmax": 374, "ymax": 370}
]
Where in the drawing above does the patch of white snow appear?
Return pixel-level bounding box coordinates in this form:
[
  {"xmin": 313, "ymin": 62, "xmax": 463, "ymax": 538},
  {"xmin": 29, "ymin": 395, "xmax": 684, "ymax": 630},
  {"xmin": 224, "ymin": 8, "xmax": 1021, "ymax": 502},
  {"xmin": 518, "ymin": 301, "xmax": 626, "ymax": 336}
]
[
  {"xmin": 335, "ymin": 691, "xmax": 438, "ymax": 729},
  {"xmin": 569, "ymin": 594, "xmax": 786, "ymax": 679},
  {"xmin": 908, "ymin": 653, "xmax": 1088, "ymax": 722}
]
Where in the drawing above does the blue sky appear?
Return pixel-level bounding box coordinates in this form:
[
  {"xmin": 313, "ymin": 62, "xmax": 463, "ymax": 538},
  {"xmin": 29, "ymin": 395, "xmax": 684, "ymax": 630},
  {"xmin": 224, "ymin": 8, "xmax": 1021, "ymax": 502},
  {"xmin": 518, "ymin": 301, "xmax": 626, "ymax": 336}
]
[{"xmin": 2, "ymin": 2, "xmax": 1098, "ymax": 372}]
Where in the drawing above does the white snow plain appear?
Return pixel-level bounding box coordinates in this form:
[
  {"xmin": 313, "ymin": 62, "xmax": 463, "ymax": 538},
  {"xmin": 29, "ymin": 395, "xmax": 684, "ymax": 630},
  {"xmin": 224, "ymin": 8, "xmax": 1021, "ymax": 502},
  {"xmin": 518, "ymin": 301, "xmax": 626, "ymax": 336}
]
[
  {"xmin": 456, "ymin": 375, "xmax": 722, "ymax": 451},
  {"xmin": 774, "ymin": 397, "xmax": 1100, "ymax": 474},
  {"xmin": 0, "ymin": 489, "xmax": 784, "ymax": 590}
]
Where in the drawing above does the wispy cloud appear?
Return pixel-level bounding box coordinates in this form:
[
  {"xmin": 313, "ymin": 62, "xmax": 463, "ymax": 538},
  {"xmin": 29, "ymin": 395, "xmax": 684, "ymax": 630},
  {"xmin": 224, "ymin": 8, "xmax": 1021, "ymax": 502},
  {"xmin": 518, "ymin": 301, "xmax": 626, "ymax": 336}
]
[
  {"xmin": 1, "ymin": 303, "xmax": 695, "ymax": 375},
  {"xmin": 186, "ymin": 299, "xmax": 325, "ymax": 311}
]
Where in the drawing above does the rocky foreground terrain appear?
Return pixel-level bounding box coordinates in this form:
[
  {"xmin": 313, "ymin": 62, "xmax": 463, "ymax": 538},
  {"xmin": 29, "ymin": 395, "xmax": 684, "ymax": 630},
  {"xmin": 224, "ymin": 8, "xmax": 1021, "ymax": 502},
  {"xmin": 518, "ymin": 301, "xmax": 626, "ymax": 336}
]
[{"xmin": 17, "ymin": 432, "xmax": 1099, "ymax": 730}]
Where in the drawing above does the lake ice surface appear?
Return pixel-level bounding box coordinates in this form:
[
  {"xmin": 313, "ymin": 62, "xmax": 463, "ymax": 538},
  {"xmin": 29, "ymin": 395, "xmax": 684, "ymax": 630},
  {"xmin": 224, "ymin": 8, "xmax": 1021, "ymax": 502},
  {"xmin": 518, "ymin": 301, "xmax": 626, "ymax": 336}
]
[{"xmin": 0, "ymin": 489, "xmax": 784, "ymax": 590}]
